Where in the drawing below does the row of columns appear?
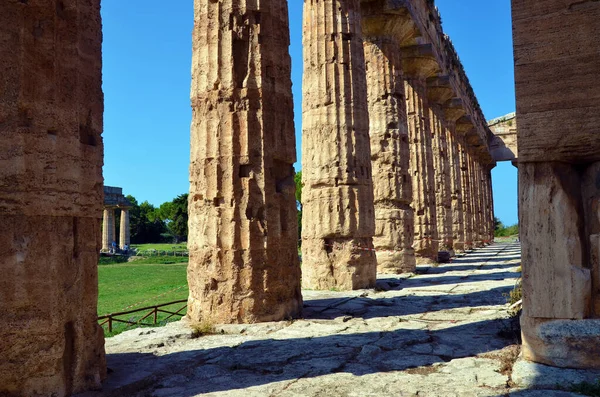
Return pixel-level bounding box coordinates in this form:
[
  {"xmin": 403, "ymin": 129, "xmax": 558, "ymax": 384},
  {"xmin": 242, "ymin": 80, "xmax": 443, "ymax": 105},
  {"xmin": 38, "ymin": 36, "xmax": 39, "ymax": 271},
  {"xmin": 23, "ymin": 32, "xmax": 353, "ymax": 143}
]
[
  {"xmin": 101, "ymin": 207, "xmax": 130, "ymax": 251},
  {"xmin": 188, "ymin": 0, "xmax": 496, "ymax": 327}
]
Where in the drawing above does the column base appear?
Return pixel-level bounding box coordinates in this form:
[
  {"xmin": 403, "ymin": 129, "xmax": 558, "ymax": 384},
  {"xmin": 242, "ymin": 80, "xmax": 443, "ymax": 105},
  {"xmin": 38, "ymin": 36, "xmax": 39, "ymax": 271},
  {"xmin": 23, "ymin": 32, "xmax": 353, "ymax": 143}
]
[{"xmin": 521, "ymin": 315, "xmax": 600, "ymax": 369}]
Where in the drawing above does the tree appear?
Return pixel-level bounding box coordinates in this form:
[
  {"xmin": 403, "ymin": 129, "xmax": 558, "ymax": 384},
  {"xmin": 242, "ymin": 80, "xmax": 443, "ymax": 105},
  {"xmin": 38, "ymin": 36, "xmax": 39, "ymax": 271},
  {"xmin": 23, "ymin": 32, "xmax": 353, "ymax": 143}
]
[
  {"xmin": 127, "ymin": 195, "xmax": 167, "ymax": 244},
  {"xmin": 155, "ymin": 193, "xmax": 189, "ymax": 242}
]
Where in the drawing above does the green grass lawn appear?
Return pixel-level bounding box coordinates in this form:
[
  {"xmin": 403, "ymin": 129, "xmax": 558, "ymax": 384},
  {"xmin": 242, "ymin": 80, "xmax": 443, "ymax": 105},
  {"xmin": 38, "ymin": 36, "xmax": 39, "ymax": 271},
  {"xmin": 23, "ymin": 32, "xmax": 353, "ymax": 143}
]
[
  {"xmin": 98, "ymin": 260, "xmax": 189, "ymax": 336},
  {"xmin": 131, "ymin": 243, "xmax": 188, "ymax": 252}
]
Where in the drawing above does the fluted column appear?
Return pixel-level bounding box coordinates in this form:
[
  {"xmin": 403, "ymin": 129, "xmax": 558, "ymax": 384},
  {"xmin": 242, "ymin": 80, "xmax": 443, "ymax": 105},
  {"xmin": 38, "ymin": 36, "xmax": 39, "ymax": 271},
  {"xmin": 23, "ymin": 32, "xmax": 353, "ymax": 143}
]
[
  {"xmin": 472, "ymin": 158, "xmax": 484, "ymax": 246},
  {"xmin": 0, "ymin": 1, "xmax": 105, "ymax": 394},
  {"xmin": 448, "ymin": 128, "xmax": 465, "ymax": 252},
  {"xmin": 302, "ymin": 0, "xmax": 376, "ymax": 290},
  {"xmin": 188, "ymin": 0, "xmax": 302, "ymax": 324},
  {"xmin": 363, "ymin": 37, "xmax": 415, "ymax": 273},
  {"xmin": 459, "ymin": 140, "xmax": 474, "ymax": 250},
  {"xmin": 486, "ymin": 168, "xmax": 495, "ymax": 243},
  {"xmin": 102, "ymin": 208, "xmax": 115, "ymax": 251},
  {"xmin": 119, "ymin": 208, "xmax": 130, "ymax": 249},
  {"xmin": 430, "ymin": 108, "xmax": 453, "ymax": 252},
  {"xmin": 405, "ymin": 78, "xmax": 439, "ymax": 261},
  {"xmin": 468, "ymin": 156, "xmax": 481, "ymax": 247}
]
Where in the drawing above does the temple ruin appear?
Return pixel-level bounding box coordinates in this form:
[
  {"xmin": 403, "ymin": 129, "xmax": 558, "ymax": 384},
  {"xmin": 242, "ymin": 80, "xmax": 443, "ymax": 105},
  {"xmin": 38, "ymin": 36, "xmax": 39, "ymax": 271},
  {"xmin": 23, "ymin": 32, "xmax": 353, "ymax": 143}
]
[
  {"xmin": 1, "ymin": 0, "xmax": 599, "ymax": 395},
  {"xmin": 102, "ymin": 186, "xmax": 132, "ymax": 252}
]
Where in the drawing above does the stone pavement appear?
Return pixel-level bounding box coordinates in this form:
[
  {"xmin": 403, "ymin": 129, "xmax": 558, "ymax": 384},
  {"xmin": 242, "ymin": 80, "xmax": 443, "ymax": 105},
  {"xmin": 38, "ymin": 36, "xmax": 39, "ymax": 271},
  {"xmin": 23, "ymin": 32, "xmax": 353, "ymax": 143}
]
[{"xmin": 79, "ymin": 243, "xmax": 597, "ymax": 397}]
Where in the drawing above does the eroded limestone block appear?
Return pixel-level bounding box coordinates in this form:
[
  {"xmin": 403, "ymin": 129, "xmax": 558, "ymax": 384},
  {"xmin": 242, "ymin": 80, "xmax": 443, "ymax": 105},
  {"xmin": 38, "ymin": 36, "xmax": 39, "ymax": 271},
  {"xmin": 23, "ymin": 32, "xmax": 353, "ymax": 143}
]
[
  {"xmin": 301, "ymin": 0, "xmax": 377, "ymax": 289},
  {"xmin": 582, "ymin": 162, "xmax": 600, "ymax": 316},
  {"xmin": 0, "ymin": 217, "xmax": 106, "ymax": 396},
  {"xmin": 521, "ymin": 316, "xmax": 600, "ymax": 369},
  {"xmin": 520, "ymin": 162, "xmax": 592, "ymax": 320},
  {"xmin": 188, "ymin": 0, "xmax": 302, "ymax": 323}
]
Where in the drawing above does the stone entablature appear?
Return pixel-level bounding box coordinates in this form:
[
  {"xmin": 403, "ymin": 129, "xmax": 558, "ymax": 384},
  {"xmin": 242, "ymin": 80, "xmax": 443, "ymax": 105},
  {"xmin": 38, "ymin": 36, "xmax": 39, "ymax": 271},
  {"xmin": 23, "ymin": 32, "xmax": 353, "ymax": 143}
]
[
  {"xmin": 489, "ymin": 113, "xmax": 518, "ymax": 162},
  {"xmin": 360, "ymin": 0, "xmax": 494, "ymax": 166},
  {"xmin": 103, "ymin": 186, "xmax": 133, "ymax": 208}
]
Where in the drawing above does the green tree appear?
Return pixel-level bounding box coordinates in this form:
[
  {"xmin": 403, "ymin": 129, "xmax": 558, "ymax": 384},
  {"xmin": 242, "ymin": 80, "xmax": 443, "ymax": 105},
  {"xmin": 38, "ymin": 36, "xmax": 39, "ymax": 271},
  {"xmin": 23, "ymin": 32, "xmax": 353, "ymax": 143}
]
[
  {"xmin": 155, "ymin": 193, "xmax": 189, "ymax": 243},
  {"xmin": 127, "ymin": 195, "xmax": 167, "ymax": 243}
]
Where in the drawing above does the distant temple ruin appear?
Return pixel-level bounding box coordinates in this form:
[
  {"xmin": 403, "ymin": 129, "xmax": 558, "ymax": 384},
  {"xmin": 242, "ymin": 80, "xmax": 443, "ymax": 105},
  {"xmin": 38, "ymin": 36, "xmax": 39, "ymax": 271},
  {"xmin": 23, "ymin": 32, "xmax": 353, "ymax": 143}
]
[{"xmin": 102, "ymin": 186, "xmax": 132, "ymax": 251}]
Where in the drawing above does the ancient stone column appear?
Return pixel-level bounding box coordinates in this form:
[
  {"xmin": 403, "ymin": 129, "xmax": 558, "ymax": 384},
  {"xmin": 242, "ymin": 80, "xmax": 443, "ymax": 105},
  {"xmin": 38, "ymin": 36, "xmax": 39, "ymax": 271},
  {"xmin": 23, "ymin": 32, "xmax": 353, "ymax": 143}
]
[
  {"xmin": 302, "ymin": 0, "xmax": 377, "ymax": 290},
  {"xmin": 430, "ymin": 108, "xmax": 453, "ymax": 253},
  {"xmin": 459, "ymin": 141, "xmax": 474, "ymax": 250},
  {"xmin": 102, "ymin": 207, "xmax": 115, "ymax": 251},
  {"xmin": 469, "ymin": 156, "xmax": 483, "ymax": 247},
  {"xmin": 486, "ymin": 168, "xmax": 495, "ymax": 243},
  {"xmin": 482, "ymin": 163, "xmax": 494, "ymax": 244},
  {"xmin": 188, "ymin": 0, "xmax": 302, "ymax": 323},
  {"xmin": 363, "ymin": 37, "xmax": 415, "ymax": 274},
  {"xmin": 513, "ymin": 0, "xmax": 600, "ymax": 369},
  {"xmin": 119, "ymin": 208, "xmax": 130, "ymax": 249},
  {"xmin": 405, "ymin": 78, "xmax": 439, "ymax": 262},
  {"xmin": 0, "ymin": 1, "xmax": 106, "ymax": 395},
  {"xmin": 520, "ymin": 162, "xmax": 600, "ymax": 368},
  {"xmin": 448, "ymin": 129, "xmax": 465, "ymax": 252},
  {"xmin": 474, "ymin": 159, "xmax": 485, "ymax": 246}
]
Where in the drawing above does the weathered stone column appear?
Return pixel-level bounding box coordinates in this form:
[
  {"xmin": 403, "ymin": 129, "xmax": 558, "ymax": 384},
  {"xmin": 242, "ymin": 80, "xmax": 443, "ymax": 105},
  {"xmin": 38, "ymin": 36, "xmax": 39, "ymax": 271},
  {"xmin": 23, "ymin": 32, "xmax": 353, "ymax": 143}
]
[
  {"xmin": 0, "ymin": 1, "xmax": 106, "ymax": 395},
  {"xmin": 486, "ymin": 168, "xmax": 495, "ymax": 243},
  {"xmin": 405, "ymin": 77, "xmax": 439, "ymax": 262},
  {"xmin": 430, "ymin": 109, "xmax": 453, "ymax": 253},
  {"xmin": 448, "ymin": 129, "xmax": 465, "ymax": 252},
  {"xmin": 363, "ymin": 37, "xmax": 415, "ymax": 274},
  {"xmin": 188, "ymin": 0, "xmax": 302, "ymax": 323},
  {"xmin": 469, "ymin": 158, "xmax": 481, "ymax": 247},
  {"xmin": 513, "ymin": 0, "xmax": 600, "ymax": 369},
  {"xmin": 471, "ymin": 157, "xmax": 484, "ymax": 247},
  {"xmin": 520, "ymin": 162, "xmax": 600, "ymax": 368},
  {"xmin": 459, "ymin": 141, "xmax": 474, "ymax": 250},
  {"xmin": 102, "ymin": 207, "xmax": 115, "ymax": 251},
  {"xmin": 302, "ymin": 0, "xmax": 377, "ymax": 290},
  {"xmin": 119, "ymin": 208, "xmax": 130, "ymax": 249},
  {"xmin": 482, "ymin": 163, "xmax": 494, "ymax": 244}
]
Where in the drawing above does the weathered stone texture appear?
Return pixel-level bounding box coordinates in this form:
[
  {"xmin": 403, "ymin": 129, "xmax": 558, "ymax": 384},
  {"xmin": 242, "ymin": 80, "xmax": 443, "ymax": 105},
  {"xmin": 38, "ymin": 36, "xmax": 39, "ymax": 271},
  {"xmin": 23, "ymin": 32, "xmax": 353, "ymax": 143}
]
[
  {"xmin": 513, "ymin": 0, "xmax": 600, "ymax": 163},
  {"xmin": 302, "ymin": 0, "xmax": 377, "ymax": 290},
  {"xmin": 459, "ymin": 142, "xmax": 474, "ymax": 250},
  {"xmin": 405, "ymin": 78, "xmax": 439, "ymax": 261},
  {"xmin": 430, "ymin": 108, "xmax": 453, "ymax": 252},
  {"xmin": 102, "ymin": 208, "xmax": 115, "ymax": 251},
  {"xmin": 188, "ymin": 0, "xmax": 302, "ymax": 323},
  {"xmin": 0, "ymin": 1, "xmax": 106, "ymax": 395},
  {"xmin": 364, "ymin": 38, "xmax": 415, "ymax": 274},
  {"xmin": 519, "ymin": 162, "xmax": 600, "ymax": 368},
  {"xmin": 489, "ymin": 113, "xmax": 518, "ymax": 162},
  {"xmin": 447, "ymin": 130, "xmax": 465, "ymax": 252},
  {"xmin": 514, "ymin": 0, "xmax": 600, "ymax": 369},
  {"xmin": 119, "ymin": 209, "xmax": 130, "ymax": 249}
]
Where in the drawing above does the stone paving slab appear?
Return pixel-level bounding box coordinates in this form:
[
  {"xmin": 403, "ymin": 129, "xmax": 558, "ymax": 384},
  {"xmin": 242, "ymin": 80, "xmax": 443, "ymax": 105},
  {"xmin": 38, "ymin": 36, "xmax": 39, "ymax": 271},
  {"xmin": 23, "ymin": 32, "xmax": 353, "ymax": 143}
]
[{"xmin": 77, "ymin": 243, "xmax": 595, "ymax": 397}]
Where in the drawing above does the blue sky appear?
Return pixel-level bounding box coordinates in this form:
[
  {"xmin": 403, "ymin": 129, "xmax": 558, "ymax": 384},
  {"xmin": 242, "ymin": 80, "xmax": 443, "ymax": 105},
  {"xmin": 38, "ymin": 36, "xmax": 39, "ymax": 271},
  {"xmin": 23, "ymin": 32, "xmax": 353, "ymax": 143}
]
[{"xmin": 101, "ymin": 0, "xmax": 518, "ymax": 225}]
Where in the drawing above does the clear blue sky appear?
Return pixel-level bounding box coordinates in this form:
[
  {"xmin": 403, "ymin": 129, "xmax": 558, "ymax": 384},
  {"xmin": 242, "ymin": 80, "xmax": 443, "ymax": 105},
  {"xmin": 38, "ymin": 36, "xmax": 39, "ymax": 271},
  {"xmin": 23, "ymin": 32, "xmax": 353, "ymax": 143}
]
[{"xmin": 101, "ymin": 0, "xmax": 518, "ymax": 225}]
